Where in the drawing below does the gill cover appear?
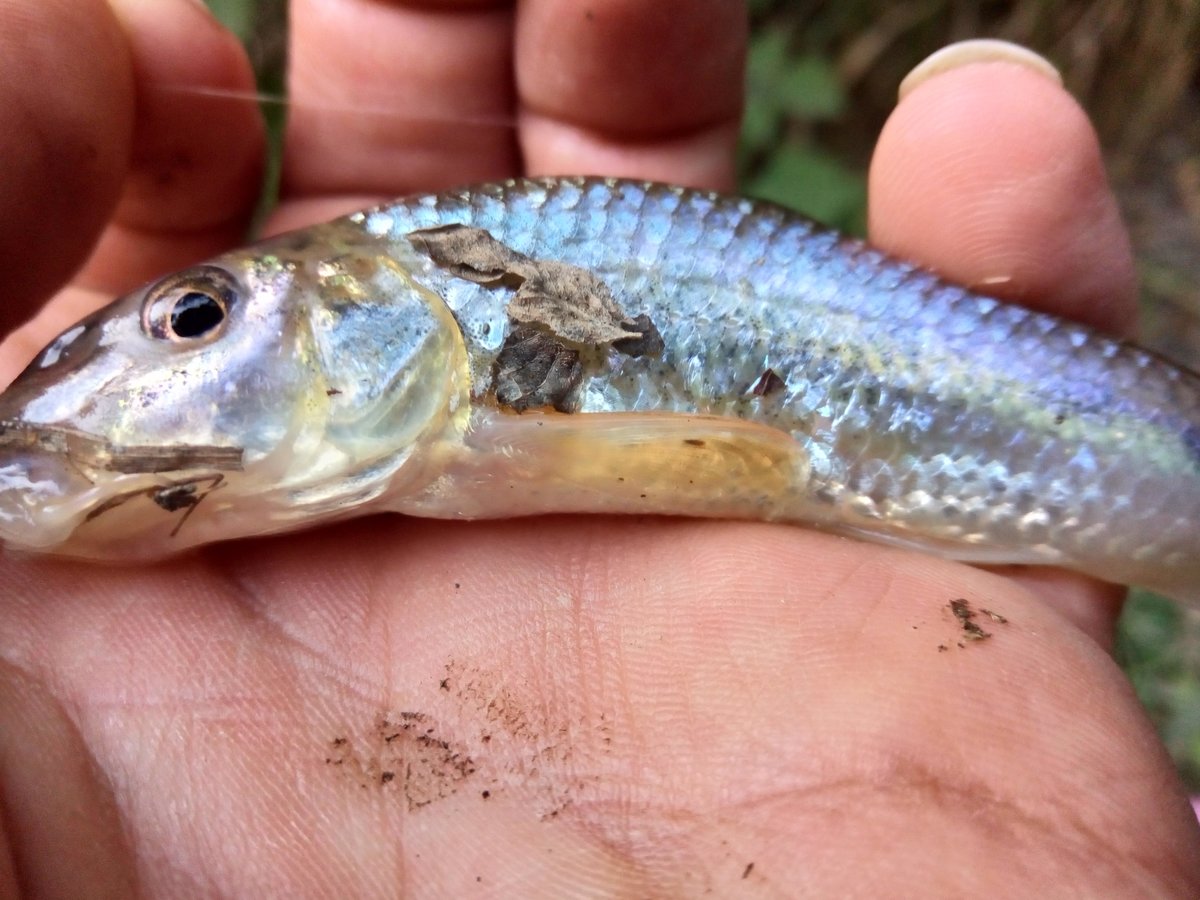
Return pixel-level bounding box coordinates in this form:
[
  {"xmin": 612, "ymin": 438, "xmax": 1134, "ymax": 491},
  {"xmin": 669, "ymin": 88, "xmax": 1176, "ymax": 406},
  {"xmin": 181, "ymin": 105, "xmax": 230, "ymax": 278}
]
[{"xmin": 283, "ymin": 247, "xmax": 471, "ymax": 515}]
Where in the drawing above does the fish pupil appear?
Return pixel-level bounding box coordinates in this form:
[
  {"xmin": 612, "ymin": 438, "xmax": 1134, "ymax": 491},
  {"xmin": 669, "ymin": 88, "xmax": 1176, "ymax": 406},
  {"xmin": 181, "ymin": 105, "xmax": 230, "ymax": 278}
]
[{"xmin": 171, "ymin": 291, "xmax": 226, "ymax": 338}]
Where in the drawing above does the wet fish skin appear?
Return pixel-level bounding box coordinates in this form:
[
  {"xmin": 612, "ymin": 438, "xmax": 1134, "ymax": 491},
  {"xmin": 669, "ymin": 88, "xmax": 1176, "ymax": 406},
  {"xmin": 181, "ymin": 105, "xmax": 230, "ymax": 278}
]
[{"xmin": 0, "ymin": 177, "xmax": 1197, "ymax": 604}]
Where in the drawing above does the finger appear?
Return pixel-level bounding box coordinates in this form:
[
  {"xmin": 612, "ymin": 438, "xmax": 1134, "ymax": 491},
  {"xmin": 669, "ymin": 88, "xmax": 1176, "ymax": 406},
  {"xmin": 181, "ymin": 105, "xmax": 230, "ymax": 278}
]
[
  {"xmin": 516, "ymin": 0, "xmax": 745, "ymax": 189},
  {"xmin": 75, "ymin": 0, "xmax": 264, "ymax": 296},
  {"xmin": 0, "ymin": 663, "xmax": 136, "ymax": 898},
  {"xmin": 281, "ymin": 0, "xmax": 518, "ymax": 199},
  {"xmin": 868, "ymin": 41, "xmax": 1136, "ymax": 335},
  {"xmin": 868, "ymin": 42, "xmax": 1136, "ymax": 638},
  {"xmin": 0, "ymin": 0, "xmax": 133, "ymax": 337}
]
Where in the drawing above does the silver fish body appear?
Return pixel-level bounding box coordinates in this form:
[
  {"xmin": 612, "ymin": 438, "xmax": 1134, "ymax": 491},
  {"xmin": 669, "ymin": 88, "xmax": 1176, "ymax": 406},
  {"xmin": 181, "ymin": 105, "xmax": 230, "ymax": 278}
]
[{"xmin": 0, "ymin": 178, "xmax": 1197, "ymax": 602}]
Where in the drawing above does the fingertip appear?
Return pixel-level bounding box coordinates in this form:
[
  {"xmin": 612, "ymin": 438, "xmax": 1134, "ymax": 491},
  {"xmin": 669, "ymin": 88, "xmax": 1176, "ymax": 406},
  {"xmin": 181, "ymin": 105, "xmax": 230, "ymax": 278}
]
[
  {"xmin": 80, "ymin": 0, "xmax": 265, "ymax": 293},
  {"xmin": 281, "ymin": 0, "xmax": 517, "ymax": 199},
  {"xmin": 517, "ymin": 0, "xmax": 745, "ymax": 138},
  {"xmin": 105, "ymin": 0, "xmax": 263, "ymax": 227},
  {"xmin": 0, "ymin": 0, "xmax": 134, "ymax": 334},
  {"xmin": 516, "ymin": 0, "xmax": 745, "ymax": 191},
  {"xmin": 869, "ymin": 56, "xmax": 1136, "ymax": 335}
]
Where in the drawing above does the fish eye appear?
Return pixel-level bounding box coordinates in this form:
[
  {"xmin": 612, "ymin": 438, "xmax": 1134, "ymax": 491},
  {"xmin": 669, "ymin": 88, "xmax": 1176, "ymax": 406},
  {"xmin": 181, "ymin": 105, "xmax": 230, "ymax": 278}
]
[
  {"xmin": 169, "ymin": 291, "xmax": 225, "ymax": 338},
  {"xmin": 141, "ymin": 266, "xmax": 239, "ymax": 343}
]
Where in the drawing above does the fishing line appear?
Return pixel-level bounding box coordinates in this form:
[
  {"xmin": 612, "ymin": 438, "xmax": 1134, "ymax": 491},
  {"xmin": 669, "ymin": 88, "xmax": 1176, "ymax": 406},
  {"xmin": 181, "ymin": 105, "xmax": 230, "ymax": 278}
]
[{"xmin": 156, "ymin": 85, "xmax": 520, "ymax": 130}]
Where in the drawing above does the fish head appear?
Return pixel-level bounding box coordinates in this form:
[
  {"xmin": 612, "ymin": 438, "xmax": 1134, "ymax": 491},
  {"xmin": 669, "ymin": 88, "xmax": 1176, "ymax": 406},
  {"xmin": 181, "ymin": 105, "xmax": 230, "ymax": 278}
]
[{"xmin": 0, "ymin": 220, "xmax": 469, "ymax": 559}]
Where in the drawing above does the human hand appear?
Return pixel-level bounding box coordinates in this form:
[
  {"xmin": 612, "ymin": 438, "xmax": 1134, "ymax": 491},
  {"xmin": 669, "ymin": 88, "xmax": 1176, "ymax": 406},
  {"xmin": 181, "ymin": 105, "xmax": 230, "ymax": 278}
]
[{"xmin": 1, "ymin": 2, "xmax": 1197, "ymax": 896}]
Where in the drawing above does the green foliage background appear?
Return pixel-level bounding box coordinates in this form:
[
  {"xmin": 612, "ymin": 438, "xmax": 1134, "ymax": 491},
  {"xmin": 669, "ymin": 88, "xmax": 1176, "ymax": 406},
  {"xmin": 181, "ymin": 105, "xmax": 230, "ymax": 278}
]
[{"xmin": 203, "ymin": 0, "xmax": 1200, "ymax": 790}]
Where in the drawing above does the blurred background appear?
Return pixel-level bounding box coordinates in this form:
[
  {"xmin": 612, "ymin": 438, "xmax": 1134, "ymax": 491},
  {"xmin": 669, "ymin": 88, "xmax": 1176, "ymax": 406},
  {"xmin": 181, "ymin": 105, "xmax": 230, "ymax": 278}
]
[{"xmin": 204, "ymin": 0, "xmax": 1200, "ymax": 789}]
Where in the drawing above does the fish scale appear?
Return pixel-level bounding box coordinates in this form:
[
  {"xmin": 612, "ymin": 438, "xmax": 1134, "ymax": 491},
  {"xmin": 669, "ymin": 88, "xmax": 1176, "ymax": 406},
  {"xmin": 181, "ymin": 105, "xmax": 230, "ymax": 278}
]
[
  {"xmin": 0, "ymin": 177, "xmax": 1197, "ymax": 602},
  {"xmin": 357, "ymin": 179, "xmax": 1200, "ymax": 581}
]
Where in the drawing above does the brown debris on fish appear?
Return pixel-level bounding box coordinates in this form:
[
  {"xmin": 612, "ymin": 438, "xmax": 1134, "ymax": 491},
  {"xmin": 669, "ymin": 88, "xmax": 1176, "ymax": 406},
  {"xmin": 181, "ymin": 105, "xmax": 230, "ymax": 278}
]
[
  {"xmin": 491, "ymin": 324, "xmax": 584, "ymax": 413},
  {"xmin": 411, "ymin": 223, "xmax": 663, "ymax": 413},
  {"xmin": 0, "ymin": 420, "xmax": 244, "ymax": 475},
  {"xmin": 409, "ymin": 224, "xmax": 655, "ymax": 347}
]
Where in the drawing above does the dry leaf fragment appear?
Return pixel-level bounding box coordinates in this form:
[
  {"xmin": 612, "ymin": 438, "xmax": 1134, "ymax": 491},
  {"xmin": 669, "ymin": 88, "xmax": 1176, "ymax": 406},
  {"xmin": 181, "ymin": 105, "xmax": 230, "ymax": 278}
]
[
  {"xmin": 491, "ymin": 324, "xmax": 584, "ymax": 413},
  {"xmin": 409, "ymin": 224, "xmax": 654, "ymax": 348}
]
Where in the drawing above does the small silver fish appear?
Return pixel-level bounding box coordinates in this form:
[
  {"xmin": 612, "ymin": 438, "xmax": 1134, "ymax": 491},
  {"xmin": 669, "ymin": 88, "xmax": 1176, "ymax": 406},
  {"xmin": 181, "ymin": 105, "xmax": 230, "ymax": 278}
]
[{"xmin": 1, "ymin": 178, "xmax": 1198, "ymax": 603}]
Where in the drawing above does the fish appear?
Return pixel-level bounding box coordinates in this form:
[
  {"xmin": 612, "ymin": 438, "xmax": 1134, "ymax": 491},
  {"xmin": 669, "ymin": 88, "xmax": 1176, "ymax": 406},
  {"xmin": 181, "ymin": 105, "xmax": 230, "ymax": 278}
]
[{"xmin": 0, "ymin": 177, "xmax": 1198, "ymax": 603}]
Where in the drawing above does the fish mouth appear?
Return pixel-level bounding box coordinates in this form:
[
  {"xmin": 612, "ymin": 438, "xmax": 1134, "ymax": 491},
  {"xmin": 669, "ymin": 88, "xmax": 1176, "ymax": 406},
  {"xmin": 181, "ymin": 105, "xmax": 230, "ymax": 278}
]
[
  {"xmin": 0, "ymin": 417, "xmax": 112, "ymax": 552},
  {"xmin": 0, "ymin": 421, "xmax": 250, "ymax": 558},
  {"xmin": 0, "ymin": 441, "xmax": 220, "ymax": 559},
  {"xmin": 0, "ymin": 443, "xmax": 98, "ymax": 552}
]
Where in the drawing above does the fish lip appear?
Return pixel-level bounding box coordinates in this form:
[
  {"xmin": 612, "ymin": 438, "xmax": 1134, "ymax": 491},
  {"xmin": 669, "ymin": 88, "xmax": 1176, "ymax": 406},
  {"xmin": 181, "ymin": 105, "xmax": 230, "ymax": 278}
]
[
  {"xmin": 0, "ymin": 450, "xmax": 78, "ymax": 550},
  {"xmin": 0, "ymin": 421, "xmax": 128, "ymax": 551}
]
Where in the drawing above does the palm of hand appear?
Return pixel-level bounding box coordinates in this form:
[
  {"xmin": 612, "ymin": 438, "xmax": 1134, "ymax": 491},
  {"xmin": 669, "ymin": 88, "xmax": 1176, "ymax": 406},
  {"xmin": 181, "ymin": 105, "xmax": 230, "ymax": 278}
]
[{"xmin": 0, "ymin": 1, "xmax": 1196, "ymax": 896}]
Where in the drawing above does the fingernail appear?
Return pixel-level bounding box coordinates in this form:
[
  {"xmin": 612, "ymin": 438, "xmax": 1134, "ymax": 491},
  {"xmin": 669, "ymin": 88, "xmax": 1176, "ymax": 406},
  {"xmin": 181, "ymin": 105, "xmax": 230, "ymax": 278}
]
[{"xmin": 899, "ymin": 39, "xmax": 1061, "ymax": 101}]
